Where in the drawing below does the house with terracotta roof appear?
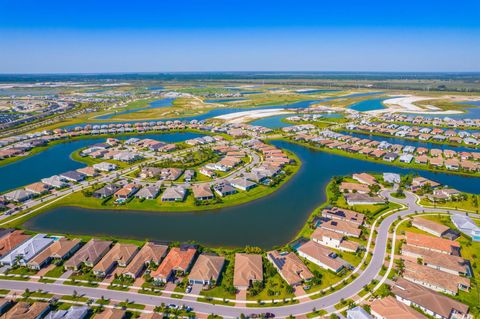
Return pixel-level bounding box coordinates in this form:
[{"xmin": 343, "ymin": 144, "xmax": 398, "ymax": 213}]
[
  {"xmin": 352, "ymin": 173, "xmax": 378, "ymax": 186},
  {"xmin": 64, "ymin": 239, "xmax": 112, "ymax": 270},
  {"xmin": 27, "ymin": 238, "xmax": 81, "ymax": 270},
  {"xmin": 25, "ymin": 182, "xmax": 50, "ymax": 195},
  {"xmin": 122, "ymin": 242, "xmax": 168, "ymax": 279},
  {"xmin": 411, "ymin": 176, "xmax": 440, "ymax": 191},
  {"xmin": 403, "ymin": 260, "xmax": 470, "ymax": 295},
  {"xmin": 339, "ymin": 182, "xmax": 370, "ymax": 194},
  {"xmin": 412, "ymin": 217, "xmax": 450, "ymax": 237},
  {"xmin": 114, "ymin": 183, "xmax": 140, "ymax": 200},
  {"xmin": 311, "ymin": 228, "xmax": 359, "ymax": 253},
  {"xmin": 92, "ymin": 309, "xmax": 126, "ymax": 319},
  {"xmin": 151, "ymin": 246, "xmax": 197, "ymax": 283},
  {"xmin": 0, "ymin": 302, "xmax": 50, "ymax": 319},
  {"xmin": 188, "ymin": 254, "xmax": 225, "ymax": 285},
  {"xmin": 391, "ymin": 278, "xmax": 470, "ymax": 319},
  {"xmin": 93, "ymin": 243, "xmax": 138, "ymax": 277},
  {"xmin": 267, "ymin": 250, "xmax": 313, "ymax": 286},
  {"xmin": 297, "ymin": 240, "xmax": 344, "ymax": 273},
  {"xmin": 370, "ymin": 296, "xmax": 427, "ymax": 319},
  {"xmin": 233, "ymin": 253, "xmax": 263, "ymax": 290},
  {"xmin": 0, "ymin": 230, "xmax": 30, "ymax": 257},
  {"xmin": 405, "ymin": 232, "xmax": 460, "ymax": 255}
]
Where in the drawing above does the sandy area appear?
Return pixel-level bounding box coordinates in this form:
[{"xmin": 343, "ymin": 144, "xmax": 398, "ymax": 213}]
[
  {"xmin": 368, "ymin": 95, "xmax": 463, "ymax": 115},
  {"xmin": 215, "ymin": 108, "xmax": 292, "ymax": 123}
]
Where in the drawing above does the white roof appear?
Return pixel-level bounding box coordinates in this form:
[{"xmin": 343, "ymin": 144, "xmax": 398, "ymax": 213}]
[
  {"xmin": 0, "ymin": 234, "xmax": 54, "ymax": 265},
  {"xmin": 451, "ymin": 214, "xmax": 480, "ymax": 238},
  {"xmin": 347, "ymin": 306, "xmax": 373, "ymax": 319},
  {"xmin": 44, "ymin": 306, "xmax": 89, "ymax": 319}
]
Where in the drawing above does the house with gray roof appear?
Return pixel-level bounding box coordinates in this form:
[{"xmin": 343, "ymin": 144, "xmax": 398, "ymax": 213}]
[
  {"xmin": 135, "ymin": 185, "xmax": 160, "ymax": 199},
  {"xmin": 44, "ymin": 306, "xmax": 89, "ymax": 319},
  {"xmin": 60, "ymin": 170, "xmax": 86, "ymax": 182},
  {"xmin": 161, "ymin": 186, "xmax": 187, "ymax": 202},
  {"xmin": 93, "ymin": 184, "xmax": 121, "ymax": 199},
  {"xmin": 3, "ymin": 189, "xmax": 33, "ymax": 202},
  {"xmin": 41, "ymin": 175, "xmax": 68, "ymax": 188},
  {"xmin": 213, "ymin": 182, "xmax": 237, "ymax": 197},
  {"xmin": 229, "ymin": 177, "xmax": 257, "ymax": 191}
]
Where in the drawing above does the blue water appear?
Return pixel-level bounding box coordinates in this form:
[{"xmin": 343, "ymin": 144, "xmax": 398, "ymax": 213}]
[
  {"xmin": 404, "ymin": 102, "xmax": 480, "ymax": 119},
  {"xmin": 205, "ymin": 98, "xmax": 247, "ymax": 103},
  {"xmin": 0, "ymin": 132, "xmax": 204, "ymax": 193},
  {"xmin": 241, "ymin": 91, "xmax": 262, "ymax": 95},
  {"xmin": 250, "ymin": 113, "xmax": 343, "ymax": 129},
  {"xmin": 95, "ymin": 98, "xmax": 175, "ymax": 120},
  {"xmin": 25, "ymin": 141, "xmax": 480, "ymax": 247},
  {"xmin": 297, "ymin": 89, "xmax": 340, "ymax": 95},
  {"xmin": 348, "ymin": 97, "xmax": 387, "ymax": 112},
  {"xmin": 345, "ymin": 131, "xmax": 477, "ymax": 152},
  {"xmin": 147, "ymin": 86, "xmax": 164, "ymax": 91}
]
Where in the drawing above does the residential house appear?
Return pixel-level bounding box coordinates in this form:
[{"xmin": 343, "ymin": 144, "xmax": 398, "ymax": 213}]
[
  {"xmin": 0, "ymin": 302, "xmax": 50, "ymax": 319},
  {"xmin": 229, "ymin": 177, "xmax": 257, "ymax": 191},
  {"xmin": 370, "ymin": 296, "xmax": 427, "ymax": 319},
  {"xmin": 192, "ymin": 184, "xmax": 214, "ymax": 201},
  {"xmin": 0, "ymin": 234, "xmax": 54, "ymax": 266},
  {"xmin": 346, "ymin": 307, "xmax": 372, "ymax": 319},
  {"xmin": 64, "ymin": 239, "xmax": 112, "ymax": 270},
  {"xmin": 451, "ymin": 215, "xmax": 480, "ymax": 241},
  {"xmin": 188, "ymin": 254, "xmax": 225, "ymax": 285},
  {"xmin": 3, "ymin": 189, "xmax": 33, "ymax": 203},
  {"xmin": 319, "ymin": 219, "xmax": 362, "ymax": 238},
  {"xmin": 27, "ymin": 238, "xmax": 81, "ymax": 270},
  {"xmin": 93, "ymin": 162, "xmax": 117, "ymax": 172},
  {"xmin": 213, "ymin": 182, "xmax": 237, "ymax": 197},
  {"xmin": 344, "ymin": 193, "xmax": 386, "ymax": 205},
  {"xmin": 267, "ymin": 250, "xmax": 313, "ymax": 286},
  {"xmin": 59, "ymin": 170, "xmax": 86, "ymax": 182},
  {"xmin": 135, "ymin": 185, "xmax": 160, "ymax": 199},
  {"xmin": 297, "ymin": 240, "xmax": 344, "ymax": 273},
  {"xmin": 0, "ymin": 230, "xmax": 30, "ymax": 257},
  {"xmin": 25, "ymin": 182, "xmax": 50, "ymax": 195},
  {"xmin": 312, "ymin": 228, "xmax": 359, "ymax": 253},
  {"xmin": 339, "ymin": 182, "xmax": 370, "ymax": 194},
  {"xmin": 412, "ymin": 217, "xmax": 450, "ymax": 237},
  {"xmin": 233, "ymin": 253, "xmax": 263, "ymax": 290},
  {"xmin": 322, "ymin": 207, "xmax": 365, "ymax": 225},
  {"xmin": 352, "ymin": 173, "xmax": 377, "ymax": 186},
  {"xmin": 41, "ymin": 175, "xmax": 68, "ymax": 188},
  {"xmin": 122, "ymin": 242, "xmax": 168, "ymax": 279},
  {"xmin": 161, "ymin": 186, "xmax": 187, "ymax": 202},
  {"xmin": 405, "ymin": 232, "xmax": 460, "ymax": 255},
  {"xmin": 151, "ymin": 246, "xmax": 197, "ymax": 283},
  {"xmin": 114, "ymin": 183, "xmax": 140, "ymax": 200},
  {"xmin": 93, "ymin": 184, "xmax": 121, "ymax": 199},
  {"xmin": 93, "ymin": 309, "xmax": 126, "ymax": 319},
  {"xmin": 93, "ymin": 243, "xmax": 138, "ymax": 277},
  {"xmin": 44, "ymin": 306, "xmax": 89, "ymax": 319}
]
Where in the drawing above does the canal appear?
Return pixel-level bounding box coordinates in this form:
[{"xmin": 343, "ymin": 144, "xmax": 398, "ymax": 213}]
[{"xmin": 24, "ymin": 141, "xmax": 480, "ymax": 248}]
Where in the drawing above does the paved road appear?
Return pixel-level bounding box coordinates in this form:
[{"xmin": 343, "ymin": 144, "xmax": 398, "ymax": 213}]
[{"xmin": 0, "ymin": 191, "xmax": 475, "ymax": 317}]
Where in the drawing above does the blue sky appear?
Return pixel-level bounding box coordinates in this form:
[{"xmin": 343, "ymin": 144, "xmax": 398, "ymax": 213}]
[{"xmin": 0, "ymin": 0, "xmax": 479, "ymax": 73}]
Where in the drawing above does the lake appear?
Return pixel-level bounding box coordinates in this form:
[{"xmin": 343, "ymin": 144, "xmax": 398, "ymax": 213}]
[
  {"xmin": 0, "ymin": 132, "xmax": 204, "ymax": 193},
  {"xmin": 95, "ymin": 98, "xmax": 176, "ymax": 120},
  {"xmin": 250, "ymin": 113, "xmax": 343, "ymax": 129},
  {"xmin": 24, "ymin": 141, "xmax": 480, "ymax": 248},
  {"xmin": 347, "ymin": 97, "xmax": 388, "ymax": 112}
]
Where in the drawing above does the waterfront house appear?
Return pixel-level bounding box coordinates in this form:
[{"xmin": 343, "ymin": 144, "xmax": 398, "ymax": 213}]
[
  {"xmin": 344, "ymin": 193, "xmax": 385, "ymax": 205},
  {"xmin": 233, "ymin": 253, "xmax": 263, "ymax": 290},
  {"xmin": 93, "ymin": 243, "xmax": 138, "ymax": 277},
  {"xmin": 3, "ymin": 189, "xmax": 33, "ymax": 203},
  {"xmin": 93, "ymin": 184, "xmax": 121, "ymax": 199},
  {"xmin": 322, "ymin": 207, "xmax": 365, "ymax": 225},
  {"xmin": 135, "ymin": 185, "xmax": 160, "ymax": 199},
  {"xmin": 405, "ymin": 232, "xmax": 460, "ymax": 255},
  {"xmin": 451, "ymin": 215, "xmax": 480, "ymax": 241},
  {"xmin": 229, "ymin": 177, "xmax": 257, "ymax": 191},
  {"xmin": 151, "ymin": 246, "xmax": 197, "ymax": 283},
  {"xmin": 44, "ymin": 306, "xmax": 89, "ymax": 319},
  {"xmin": 267, "ymin": 250, "xmax": 313, "ymax": 286},
  {"xmin": 25, "ymin": 182, "xmax": 50, "ymax": 195},
  {"xmin": 188, "ymin": 254, "xmax": 225, "ymax": 286},
  {"xmin": 64, "ymin": 239, "xmax": 112, "ymax": 270},
  {"xmin": 312, "ymin": 228, "xmax": 359, "ymax": 253},
  {"xmin": 0, "ymin": 234, "xmax": 54, "ymax": 266},
  {"xmin": 93, "ymin": 162, "xmax": 117, "ymax": 172},
  {"xmin": 319, "ymin": 219, "xmax": 362, "ymax": 238},
  {"xmin": 114, "ymin": 183, "xmax": 140, "ymax": 200},
  {"xmin": 192, "ymin": 184, "xmax": 214, "ymax": 201},
  {"xmin": 428, "ymin": 188, "xmax": 462, "ymax": 202},
  {"xmin": 370, "ymin": 296, "xmax": 427, "ymax": 319},
  {"xmin": 0, "ymin": 230, "xmax": 31, "ymax": 257},
  {"xmin": 297, "ymin": 240, "xmax": 344, "ymax": 273},
  {"xmin": 1, "ymin": 302, "xmax": 50, "ymax": 319},
  {"xmin": 161, "ymin": 186, "xmax": 187, "ymax": 202},
  {"xmin": 122, "ymin": 242, "xmax": 168, "ymax": 279},
  {"xmin": 59, "ymin": 170, "xmax": 86, "ymax": 182},
  {"xmin": 339, "ymin": 182, "xmax": 370, "ymax": 194},
  {"xmin": 403, "ymin": 260, "xmax": 470, "ymax": 295},
  {"xmin": 213, "ymin": 182, "xmax": 237, "ymax": 197},
  {"xmin": 412, "ymin": 217, "xmax": 450, "ymax": 237},
  {"xmin": 41, "ymin": 175, "xmax": 68, "ymax": 189},
  {"xmin": 411, "ymin": 176, "xmax": 440, "ymax": 191},
  {"xmin": 27, "ymin": 238, "xmax": 81, "ymax": 270},
  {"xmin": 391, "ymin": 278, "xmax": 470, "ymax": 319},
  {"xmin": 383, "ymin": 152, "xmax": 398, "ymax": 162},
  {"xmin": 383, "ymin": 172, "xmax": 401, "ymax": 184},
  {"xmin": 352, "ymin": 173, "xmax": 377, "ymax": 186}
]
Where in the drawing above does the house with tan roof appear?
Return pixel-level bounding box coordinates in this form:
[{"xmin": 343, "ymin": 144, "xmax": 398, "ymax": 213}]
[
  {"xmin": 0, "ymin": 230, "xmax": 30, "ymax": 257},
  {"xmin": 151, "ymin": 246, "xmax": 197, "ymax": 283},
  {"xmin": 188, "ymin": 254, "xmax": 225, "ymax": 285},
  {"xmin": 391, "ymin": 278, "xmax": 470, "ymax": 319},
  {"xmin": 403, "ymin": 260, "xmax": 470, "ymax": 295},
  {"xmin": 27, "ymin": 238, "xmax": 81, "ymax": 270},
  {"xmin": 122, "ymin": 242, "xmax": 168, "ymax": 279},
  {"xmin": 319, "ymin": 219, "xmax": 362, "ymax": 238},
  {"xmin": 322, "ymin": 207, "xmax": 365, "ymax": 225},
  {"xmin": 93, "ymin": 309, "xmax": 126, "ymax": 319},
  {"xmin": 412, "ymin": 217, "xmax": 450, "ymax": 237},
  {"xmin": 311, "ymin": 228, "xmax": 359, "ymax": 253},
  {"xmin": 267, "ymin": 250, "xmax": 313, "ymax": 286},
  {"xmin": 64, "ymin": 239, "xmax": 112, "ymax": 270},
  {"xmin": 192, "ymin": 184, "xmax": 214, "ymax": 201},
  {"xmin": 25, "ymin": 182, "xmax": 50, "ymax": 195},
  {"xmin": 76, "ymin": 166, "xmax": 99, "ymax": 177},
  {"xmin": 339, "ymin": 182, "xmax": 370, "ymax": 194},
  {"xmin": 370, "ymin": 296, "xmax": 427, "ymax": 319},
  {"xmin": 401, "ymin": 244, "xmax": 470, "ymax": 276},
  {"xmin": 297, "ymin": 240, "xmax": 344, "ymax": 273},
  {"xmin": 233, "ymin": 253, "xmax": 263, "ymax": 290},
  {"xmin": 0, "ymin": 301, "xmax": 50, "ymax": 319},
  {"xmin": 405, "ymin": 232, "xmax": 460, "ymax": 255},
  {"xmin": 93, "ymin": 243, "xmax": 138, "ymax": 277},
  {"xmin": 352, "ymin": 173, "xmax": 378, "ymax": 186}
]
